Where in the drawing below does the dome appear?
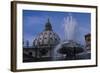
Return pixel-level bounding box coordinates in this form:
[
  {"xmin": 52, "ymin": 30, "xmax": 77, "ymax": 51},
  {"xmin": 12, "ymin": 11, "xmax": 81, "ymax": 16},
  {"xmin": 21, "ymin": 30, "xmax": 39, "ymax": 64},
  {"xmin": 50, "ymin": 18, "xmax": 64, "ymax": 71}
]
[{"xmin": 33, "ymin": 19, "xmax": 60, "ymax": 48}]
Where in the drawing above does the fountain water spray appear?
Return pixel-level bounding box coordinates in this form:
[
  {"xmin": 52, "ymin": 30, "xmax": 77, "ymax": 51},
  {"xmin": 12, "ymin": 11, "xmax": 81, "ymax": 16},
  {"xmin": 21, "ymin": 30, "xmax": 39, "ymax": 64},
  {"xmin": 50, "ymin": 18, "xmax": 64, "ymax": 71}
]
[
  {"xmin": 63, "ymin": 14, "xmax": 78, "ymax": 41},
  {"xmin": 53, "ymin": 14, "xmax": 81, "ymax": 60}
]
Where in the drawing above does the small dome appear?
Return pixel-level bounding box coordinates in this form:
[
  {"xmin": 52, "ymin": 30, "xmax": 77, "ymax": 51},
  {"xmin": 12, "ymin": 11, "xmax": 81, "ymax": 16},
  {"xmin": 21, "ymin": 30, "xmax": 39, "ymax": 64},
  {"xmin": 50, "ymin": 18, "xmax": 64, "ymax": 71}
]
[{"xmin": 33, "ymin": 19, "xmax": 60, "ymax": 48}]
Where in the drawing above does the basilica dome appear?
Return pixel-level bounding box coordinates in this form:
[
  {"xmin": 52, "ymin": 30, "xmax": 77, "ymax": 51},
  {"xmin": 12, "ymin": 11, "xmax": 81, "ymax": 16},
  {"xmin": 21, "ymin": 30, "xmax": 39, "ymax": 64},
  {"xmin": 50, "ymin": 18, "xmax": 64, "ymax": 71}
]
[{"xmin": 33, "ymin": 19, "xmax": 60, "ymax": 48}]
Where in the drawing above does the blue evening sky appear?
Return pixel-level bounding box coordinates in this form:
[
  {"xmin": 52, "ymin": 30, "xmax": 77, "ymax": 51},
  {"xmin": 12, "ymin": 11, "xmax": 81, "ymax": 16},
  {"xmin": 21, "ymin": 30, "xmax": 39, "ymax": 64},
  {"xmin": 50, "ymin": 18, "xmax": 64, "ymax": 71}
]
[{"xmin": 23, "ymin": 10, "xmax": 91, "ymax": 46}]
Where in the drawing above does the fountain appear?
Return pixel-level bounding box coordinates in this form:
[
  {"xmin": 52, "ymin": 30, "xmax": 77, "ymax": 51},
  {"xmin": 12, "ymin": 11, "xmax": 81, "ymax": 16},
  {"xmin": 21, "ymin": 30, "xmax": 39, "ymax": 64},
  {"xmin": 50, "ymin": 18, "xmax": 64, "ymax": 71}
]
[{"xmin": 53, "ymin": 14, "xmax": 84, "ymax": 60}]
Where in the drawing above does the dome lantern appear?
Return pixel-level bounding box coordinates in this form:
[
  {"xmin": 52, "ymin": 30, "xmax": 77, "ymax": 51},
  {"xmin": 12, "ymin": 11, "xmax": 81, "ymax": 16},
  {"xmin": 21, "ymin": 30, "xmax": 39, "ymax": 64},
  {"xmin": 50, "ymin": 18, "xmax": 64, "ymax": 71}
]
[{"xmin": 45, "ymin": 18, "xmax": 52, "ymax": 31}]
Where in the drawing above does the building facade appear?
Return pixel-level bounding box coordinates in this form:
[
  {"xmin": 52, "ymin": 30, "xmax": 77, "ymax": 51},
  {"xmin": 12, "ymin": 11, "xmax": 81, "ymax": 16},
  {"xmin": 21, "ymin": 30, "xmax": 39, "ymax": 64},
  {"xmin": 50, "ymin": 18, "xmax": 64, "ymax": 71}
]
[{"xmin": 85, "ymin": 33, "xmax": 91, "ymax": 51}]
